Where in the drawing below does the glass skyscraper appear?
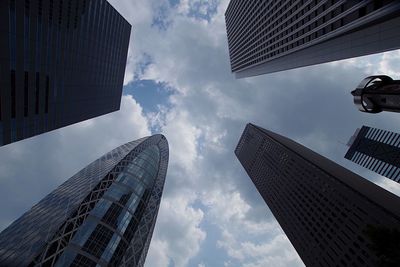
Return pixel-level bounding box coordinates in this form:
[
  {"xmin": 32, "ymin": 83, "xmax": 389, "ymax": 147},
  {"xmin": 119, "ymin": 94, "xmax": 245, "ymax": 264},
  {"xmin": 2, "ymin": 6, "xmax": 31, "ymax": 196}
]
[
  {"xmin": 351, "ymin": 75, "xmax": 400, "ymax": 114},
  {"xmin": 235, "ymin": 123, "xmax": 400, "ymax": 266},
  {"xmin": 0, "ymin": 134, "xmax": 169, "ymax": 266},
  {"xmin": 345, "ymin": 126, "xmax": 400, "ymax": 183},
  {"xmin": 225, "ymin": 0, "xmax": 400, "ymax": 78},
  {"xmin": 0, "ymin": 0, "xmax": 131, "ymax": 147}
]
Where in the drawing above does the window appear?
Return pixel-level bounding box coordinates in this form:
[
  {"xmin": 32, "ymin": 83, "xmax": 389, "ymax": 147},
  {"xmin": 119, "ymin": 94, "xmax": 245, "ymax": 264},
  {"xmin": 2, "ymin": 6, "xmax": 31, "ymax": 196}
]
[
  {"xmin": 0, "ymin": 122, "xmax": 3, "ymax": 146},
  {"xmin": 58, "ymin": 0, "xmax": 63, "ymax": 25},
  {"xmin": 82, "ymin": 225, "xmax": 113, "ymax": 258},
  {"xmin": 35, "ymin": 72, "xmax": 40, "ymax": 114},
  {"xmin": 0, "ymin": 88, "xmax": 2, "ymax": 121},
  {"xmin": 45, "ymin": 76, "xmax": 49, "ymax": 113},
  {"xmin": 24, "ymin": 0, "xmax": 30, "ymax": 70},
  {"xmin": 24, "ymin": 72, "xmax": 29, "ymax": 117},
  {"xmin": 9, "ymin": 0, "xmax": 16, "ymax": 69},
  {"xmin": 11, "ymin": 119, "xmax": 17, "ymax": 142},
  {"xmin": 71, "ymin": 254, "xmax": 96, "ymax": 267},
  {"xmin": 11, "ymin": 70, "xmax": 16, "ymax": 118},
  {"xmin": 359, "ymin": 6, "xmax": 366, "ymax": 17}
]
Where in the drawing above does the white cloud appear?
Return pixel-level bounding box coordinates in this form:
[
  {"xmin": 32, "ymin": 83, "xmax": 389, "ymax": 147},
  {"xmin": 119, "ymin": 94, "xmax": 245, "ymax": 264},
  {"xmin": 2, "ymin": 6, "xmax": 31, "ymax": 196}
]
[
  {"xmin": 146, "ymin": 192, "xmax": 206, "ymax": 267},
  {"xmin": 217, "ymin": 230, "xmax": 302, "ymax": 267},
  {"xmin": 202, "ymin": 190, "xmax": 275, "ymax": 234},
  {"xmin": 144, "ymin": 239, "xmax": 170, "ymax": 267},
  {"xmin": 161, "ymin": 109, "xmax": 202, "ymax": 172},
  {"xmin": 203, "ymin": 189, "xmax": 303, "ymax": 266},
  {"xmin": 177, "ymin": 0, "xmax": 219, "ymax": 19},
  {"xmin": 378, "ymin": 50, "xmax": 400, "ymax": 78},
  {"xmin": 67, "ymin": 95, "xmax": 150, "ymax": 148},
  {"xmin": 241, "ymin": 235, "xmax": 304, "ymax": 267}
]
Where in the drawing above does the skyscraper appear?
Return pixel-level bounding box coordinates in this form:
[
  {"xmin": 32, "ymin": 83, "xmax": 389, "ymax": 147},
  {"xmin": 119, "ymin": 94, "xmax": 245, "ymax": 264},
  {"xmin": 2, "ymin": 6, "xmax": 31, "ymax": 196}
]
[
  {"xmin": 225, "ymin": 1, "xmax": 400, "ymax": 78},
  {"xmin": 0, "ymin": 134, "xmax": 169, "ymax": 266},
  {"xmin": 235, "ymin": 123, "xmax": 400, "ymax": 266},
  {"xmin": 0, "ymin": 0, "xmax": 131, "ymax": 147},
  {"xmin": 352, "ymin": 75, "xmax": 400, "ymax": 114},
  {"xmin": 345, "ymin": 126, "xmax": 400, "ymax": 183}
]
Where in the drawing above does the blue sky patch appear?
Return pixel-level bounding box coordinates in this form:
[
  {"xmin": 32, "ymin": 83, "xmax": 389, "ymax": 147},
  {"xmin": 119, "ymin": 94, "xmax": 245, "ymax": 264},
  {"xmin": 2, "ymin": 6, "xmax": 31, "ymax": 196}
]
[
  {"xmin": 152, "ymin": 9, "xmax": 171, "ymax": 30},
  {"xmin": 134, "ymin": 53, "xmax": 153, "ymax": 80},
  {"xmin": 187, "ymin": 0, "xmax": 218, "ymax": 22},
  {"xmin": 152, "ymin": 0, "xmax": 219, "ymax": 30},
  {"xmin": 168, "ymin": 0, "xmax": 180, "ymax": 7},
  {"xmin": 187, "ymin": 200, "xmax": 230, "ymax": 267},
  {"xmin": 123, "ymin": 79, "xmax": 173, "ymax": 115}
]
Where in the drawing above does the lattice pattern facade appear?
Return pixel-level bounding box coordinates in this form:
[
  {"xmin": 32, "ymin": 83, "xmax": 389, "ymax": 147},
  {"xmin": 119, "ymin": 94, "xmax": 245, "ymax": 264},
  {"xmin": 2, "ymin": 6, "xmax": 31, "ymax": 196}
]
[
  {"xmin": 0, "ymin": 134, "xmax": 169, "ymax": 267},
  {"xmin": 345, "ymin": 126, "xmax": 400, "ymax": 183},
  {"xmin": 0, "ymin": 0, "xmax": 131, "ymax": 146},
  {"xmin": 225, "ymin": 0, "xmax": 400, "ymax": 78},
  {"xmin": 235, "ymin": 123, "xmax": 400, "ymax": 266}
]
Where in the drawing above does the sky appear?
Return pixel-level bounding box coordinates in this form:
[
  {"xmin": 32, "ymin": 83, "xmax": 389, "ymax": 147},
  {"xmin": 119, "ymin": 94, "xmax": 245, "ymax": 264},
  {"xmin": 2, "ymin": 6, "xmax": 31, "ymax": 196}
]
[{"xmin": 1, "ymin": 1, "xmax": 400, "ymax": 266}]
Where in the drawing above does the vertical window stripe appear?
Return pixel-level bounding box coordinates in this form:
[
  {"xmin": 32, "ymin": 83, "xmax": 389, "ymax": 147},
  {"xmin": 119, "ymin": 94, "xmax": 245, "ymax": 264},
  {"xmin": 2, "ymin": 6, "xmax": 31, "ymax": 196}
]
[
  {"xmin": 359, "ymin": 154, "xmax": 368, "ymax": 165},
  {"xmin": 369, "ymin": 128, "xmax": 378, "ymax": 140},
  {"xmin": 395, "ymin": 136, "xmax": 400, "ymax": 147},
  {"xmin": 365, "ymin": 157, "xmax": 375, "ymax": 169},
  {"xmin": 355, "ymin": 153, "xmax": 363, "ymax": 164},
  {"xmin": 375, "ymin": 130, "xmax": 383, "ymax": 142},
  {"xmin": 379, "ymin": 131, "xmax": 388, "ymax": 143},
  {"xmin": 393, "ymin": 169, "xmax": 400, "ymax": 182},
  {"xmin": 387, "ymin": 166, "xmax": 397, "ymax": 179},
  {"xmin": 387, "ymin": 133, "xmax": 395, "ymax": 146},
  {"xmin": 45, "ymin": 76, "xmax": 49, "ymax": 113},
  {"xmin": 24, "ymin": 72, "xmax": 29, "ymax": 117},
  {"xmin": 25, "ymin": 0, "xmax": 30, "ymax": 70},
  {"xmin": 378, "ymin": 163, "xmax": 389, "ymax": 175},
  {"xmin": 11, "ymin": 70, "xmax": 16, "ymax": 118},
  {"xmin": 372, "ymin": 160, "xmax": 383, "ymax": 172},
  {"xmin": 35, "ymin": 72, "xmax": 40, "ymax": 114},
  {"xmin": 9, "ymin": 0, "xmax": 16, "ymax": 69},
  {"xmin": 351, "ymin": 152, "xmax": 359, "ymax": 162},
  {"xmin": 365, "ymin": 127, "xmax": 373, "ymax": 138},
  {"xmin": 390, "ymin": 134, "xmax": 400, "ymax": 146}
]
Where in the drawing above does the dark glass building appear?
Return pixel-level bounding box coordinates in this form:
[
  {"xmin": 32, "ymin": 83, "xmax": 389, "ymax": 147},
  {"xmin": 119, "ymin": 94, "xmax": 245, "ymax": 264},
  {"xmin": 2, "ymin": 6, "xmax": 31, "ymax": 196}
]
[
  {"xmin": 235, "ymin": 123, "xmax": 400, "ymax": 266},
  {"xmin": 0, "ymin": 134, "xmax": 169, "ymax": 266},
  {"xmin": 345, "ymin": 126, "xmax": 400, "ymax": 183},
  {"xmin": 0, "ymin": 0, "xmax": 131, "ymax": 146},
  {"xmin": 225, "ymin": 1, "xmax": 400, "ymax": 78}
]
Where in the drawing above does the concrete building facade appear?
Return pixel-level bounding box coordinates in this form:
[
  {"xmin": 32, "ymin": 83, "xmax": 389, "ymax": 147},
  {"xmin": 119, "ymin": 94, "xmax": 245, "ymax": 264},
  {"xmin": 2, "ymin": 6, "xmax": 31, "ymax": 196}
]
[{"xmin": 225, "ymin": 0, "xmax": 400, "ymax": 78}]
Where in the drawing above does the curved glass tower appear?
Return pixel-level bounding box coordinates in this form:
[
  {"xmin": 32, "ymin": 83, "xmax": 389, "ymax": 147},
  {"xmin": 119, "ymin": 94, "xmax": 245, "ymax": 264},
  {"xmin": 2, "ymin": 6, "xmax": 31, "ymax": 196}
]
[{"xmin": 0, "ymin": 134, "xmax": 169, "ymax": 267}]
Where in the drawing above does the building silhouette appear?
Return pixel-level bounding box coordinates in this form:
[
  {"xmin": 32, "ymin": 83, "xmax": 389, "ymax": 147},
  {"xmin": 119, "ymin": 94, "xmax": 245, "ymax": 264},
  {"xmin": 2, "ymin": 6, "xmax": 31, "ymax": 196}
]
[
  {"xmin": 352, "ymin": 75, "xmax": 400, "ymax": 114},
  {"xmin": 0, "ymin": 0, "xmax": 131, "ymax": 147},
  {"xmin": 225, "ymin": 1, "xmax": 400, "ymax": 78},
  {"xmin": 235, "ymin": 123, "xmax": 400, "ymax": 266},
  {"xmin": 0, "ymin": 135, "xmax": 169, "ymax": 266},
  {"xmin": 345, "ymin": 126, "xmax": 400, "ymax": 183}
]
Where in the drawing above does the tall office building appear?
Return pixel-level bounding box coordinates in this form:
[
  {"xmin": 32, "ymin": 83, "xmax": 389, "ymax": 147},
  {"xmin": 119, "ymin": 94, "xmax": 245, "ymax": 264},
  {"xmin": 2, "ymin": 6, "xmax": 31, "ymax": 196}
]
[
  {"xmin": 235, "ymin": 123, "xmax": 400, "ymax": 266},
  {"xmin": 352, "ymin": 75, "xmax": 400, "ymax": 114},
  {"xmin": 345, "ymin": 126, "xmax": 400, "ymax": 183},
  {"xmin": 0, "ymin": 134, "xmax": 169, "ymax": 266},
  {"xmin": 0, "ymin": 0, "xmax": 131, "ymax": 146},
  {"xmin": 225, "ymin": 1, "xmax": 400, "ymax": 78}
]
